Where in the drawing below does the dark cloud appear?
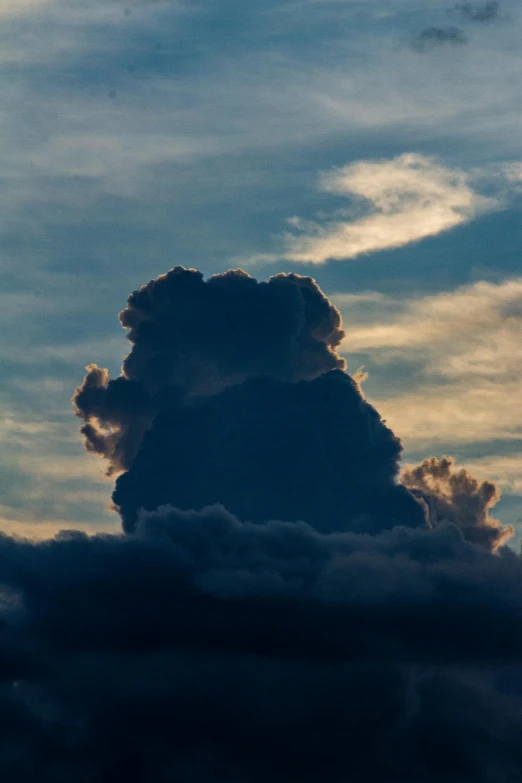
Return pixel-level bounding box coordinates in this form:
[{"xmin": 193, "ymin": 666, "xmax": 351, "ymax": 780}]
[
  {"xmin": 75, "ymin": 266, "xmax": 423, "ymax": 535},
  {"xmin": 73, "ymin": 267, "xmax": 345, "ymax": 474},
  {"xmin": 450, "ymin": 1, "xmax": 501, "ymax": 22},
  {"xmin": 410, "ymin": 26, "xmax": 468, "ymax": 52},
  {"xmin": 1, "ymin": 506, "xmax": 522, "ymax": 780},
  {"xmin": 0, "ymin": 266, "xmax": 521, "ymax": 779},
  {"xmin": 113, "ymin": 368, "xmax": 426, "ymax": 534}
]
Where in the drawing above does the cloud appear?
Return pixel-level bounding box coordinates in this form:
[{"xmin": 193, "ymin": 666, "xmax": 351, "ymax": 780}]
[
  {"xmin": 0, "ymin": 513, "xmax": 113, "ymax": 540},
  {"xmin": 256, "ymin": 154, "xmax": 498, "ymax": 264},
  {"xmin": 112, "ymin": 368, "xmax": 425, "ymax": 535},
  {"xmin": 0, "ymin": 499, "xmax": 521, "ymax": 779},
  {"xmin": 73, "ymin": 267, "xmax": 346, "ymax": 474},
  {"xmin": 73, "ymin": 267, "xmax": 517, "ymax": 556},
  {"xmin": 73, "ymin": 266, "xmax": 422, "ymax": 532},
  {"xmin": 2, "ymin": 0, "xmax": 521, "ymax": 543},
  {"xmin": 339, "ymin": 277, "xmax": 522, "ymax": 445},
  {"xmin": 504, "ymin": 162, "xmax": 522, "ymax": 182},
  {"xmin": 460, "ymin": 454, "xmax": 522, "ymax": 494},
  {"xmin": 0, "ymin": 0, "xmax": 53, "ymax": 15},
  {"xmin": 401, "ymin": 456, "xmax": 512, "ymax": 551},
  {"xmin": 343, "ymin": 277, "xmax": 522, "ymax": 378},
  {"xmin": 451, "ymin": 1, "xmax": 501, "ymax": 22},
  {"xmin": 364, "ymin": 380, "xmax": 522, "ymax": 447},
  {"xmin": 0, "ymin": 375, "xmax": 118, "ymax": 537},
  {"xmin": 2, "ymin": 266, "xmax": 522, "ymax": 778},
  {"xmin": 410, "ymin": 26, "xmax": 468, "ymax": 52}
]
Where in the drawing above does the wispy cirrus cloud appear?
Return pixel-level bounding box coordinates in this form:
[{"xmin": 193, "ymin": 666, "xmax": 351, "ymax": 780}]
[
  {"xmin": 344, "ymin": 277, "xmax": 522, "ymax": 380},
  {"xmin": 334, "ymin": 276, "xmax": 522, "ymax": 533},
  {"xmin": 254, "ymin": 154, "xmax": 500, "ymax": 265},
  {"xmin": 338, "ymin": 277, "xmax": 522, "ymax": 446}
]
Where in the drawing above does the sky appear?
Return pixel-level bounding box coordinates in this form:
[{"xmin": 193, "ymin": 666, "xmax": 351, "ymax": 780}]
[
  {"xmin": 1, "ymin": 0, "xmax": 522, "ymax": 541},
  {"xmin": 2, "ymin": 1, "xmax": 522, "ymax": 778}
]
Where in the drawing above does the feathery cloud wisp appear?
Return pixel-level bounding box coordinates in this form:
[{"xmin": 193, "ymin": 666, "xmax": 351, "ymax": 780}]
[
  {"xmin": 263, "ymin": 154, "xmax": 499, "ymax": 264},
  {"xmin": 339, "ymin": 277, "xmax": 522, "ymax": 445}
]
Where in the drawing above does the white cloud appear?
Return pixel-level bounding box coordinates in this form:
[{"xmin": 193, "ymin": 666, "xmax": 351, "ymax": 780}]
[
  {"xmin": 337, "ymin": 277, "xmax": 522, "ymax": 445},
  {"xmin": 373, "ymin": 381, "xmax": 522, "ymax": 445},
  {"xmin": 0, "ymin": 0, "xmax": 53, "ymax": 15},
  {"xmin": 345, "ymin": 277, "xmax": 522, "ymax": 380},
  {"xmin": 269, "ymin": 154, "xmax": 499, "ymax": 264},
  {"xmin": 456, "ymin": 455, "xmax": 522, "ymax": 495},
  {"xmin": 504, "ymin": 162, "xmax": 522, "ymax": 182}
]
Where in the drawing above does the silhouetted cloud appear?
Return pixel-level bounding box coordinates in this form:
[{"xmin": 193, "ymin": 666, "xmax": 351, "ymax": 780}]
[
  {"xmin": 113, "ymin": 369, "xmax": 425, "ymax": 534},
  {"xmin": 73, "ymin": 267, "xmax": 422, "ymax": 532},
  {"xmin": 0, "ymin": 498, "xmax": 522, "ymax": 779},
  {"xmin": 0, "ymin": 267, "xmax": 521, "ymax": 779},
  {"xmin": 73, "ymin": 267, "xmax": 345, "ymax": 473},
  {"xmin": 451, "ymin": 1, "xmax": 501, "ymax": 22},
  {"xmin": 410, "ymin": 26, "xmax": 467, "ymax": 52}
]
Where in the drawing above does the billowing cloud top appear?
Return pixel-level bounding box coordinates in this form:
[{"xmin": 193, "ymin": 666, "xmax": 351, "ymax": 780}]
[
  {"xmin": 74, "ymin": 267, "xmax": 346, "ymax": 473},
  {"xmin": 74, "ymin": 267, "xmax": 423, "ymax": 533}
]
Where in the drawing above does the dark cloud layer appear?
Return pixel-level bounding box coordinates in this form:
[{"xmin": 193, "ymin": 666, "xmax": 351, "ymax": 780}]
[
  {"xmin": 1, "ymin": 506, "xmax": 522, "ymax": 781},
  {"xmin": 410, "ymin": 26, "xmax": 468, "ymax": 52},
  {"xmin": 1, "ymin": 266, "xmax": 521, "ymax": 780}
]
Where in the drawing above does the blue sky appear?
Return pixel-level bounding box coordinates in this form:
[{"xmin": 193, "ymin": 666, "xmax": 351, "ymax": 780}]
[{"xmin": 1, "ymin": 0, "xmax": 522, "ymax": 540}]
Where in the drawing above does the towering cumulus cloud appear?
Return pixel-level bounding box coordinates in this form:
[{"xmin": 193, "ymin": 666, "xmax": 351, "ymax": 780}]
[
  {"xmin": 74, "ymin": 267, "xmax": 422, "ymax": 533},
  {"xmin": 0, "ymin": 267, "xmax": 521, "ymax": 781}
]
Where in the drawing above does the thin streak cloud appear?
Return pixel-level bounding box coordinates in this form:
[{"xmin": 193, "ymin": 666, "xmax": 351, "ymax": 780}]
[
  {"xmin": 338, "ymin": 277, "xmax": 522, "ymax": 446},
  {"xmin": 343, "ymin": 277, "xmax": 522, "ymax": 379}
]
